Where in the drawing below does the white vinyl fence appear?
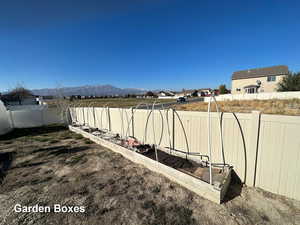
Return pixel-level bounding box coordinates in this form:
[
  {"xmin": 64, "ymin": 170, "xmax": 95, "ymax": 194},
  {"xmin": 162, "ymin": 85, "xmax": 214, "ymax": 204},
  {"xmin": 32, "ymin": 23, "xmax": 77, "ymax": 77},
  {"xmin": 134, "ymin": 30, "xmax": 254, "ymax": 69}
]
[
  {"xmin": 70, "ymin": 107, "xmax": 300, "ymax": 201},
  {"xmin": 0, "ymin": 101, "xmax": 13, "ymax": 135},
  {"xmin": 0, "ymin": 100, "xmax": 65, "ymax": 135}
]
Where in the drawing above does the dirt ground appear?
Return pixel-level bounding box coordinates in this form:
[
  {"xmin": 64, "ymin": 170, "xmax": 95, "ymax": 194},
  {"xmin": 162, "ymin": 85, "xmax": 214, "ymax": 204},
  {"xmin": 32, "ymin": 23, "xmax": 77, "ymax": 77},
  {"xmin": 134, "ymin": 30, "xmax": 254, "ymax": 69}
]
[{"xmin": 0, "ymin": 126, "xmax": 299, "ymax": 225}]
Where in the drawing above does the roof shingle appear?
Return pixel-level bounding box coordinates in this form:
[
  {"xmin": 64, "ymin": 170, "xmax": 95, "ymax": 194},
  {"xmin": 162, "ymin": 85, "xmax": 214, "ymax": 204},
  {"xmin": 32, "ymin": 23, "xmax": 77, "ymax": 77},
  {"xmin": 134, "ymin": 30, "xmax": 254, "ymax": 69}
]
[{"xmin": 232, "ymin": 65, "xmax": 288, "ymax": 80}]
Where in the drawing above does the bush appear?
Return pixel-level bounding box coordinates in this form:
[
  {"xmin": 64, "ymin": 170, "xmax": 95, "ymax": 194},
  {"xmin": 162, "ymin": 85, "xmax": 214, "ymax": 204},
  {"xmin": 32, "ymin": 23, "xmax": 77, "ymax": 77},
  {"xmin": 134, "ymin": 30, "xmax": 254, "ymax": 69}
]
[
  {"xmin": 219, "ymin": 84, "xmax": 229, "ymax": 94},
  {"xmin": 277, "ymin": 72, "xmax": 300, "ymax": 91}
]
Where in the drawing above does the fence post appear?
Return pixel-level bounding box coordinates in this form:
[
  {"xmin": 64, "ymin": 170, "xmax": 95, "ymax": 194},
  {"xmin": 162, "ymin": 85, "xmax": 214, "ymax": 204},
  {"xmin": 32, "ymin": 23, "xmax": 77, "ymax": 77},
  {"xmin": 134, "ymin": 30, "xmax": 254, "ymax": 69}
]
[
  {"xmin": 107, "ymin": 107, "xmax": 111, "ymax": 131},
  {"xmin": 82, "ymin": 107, "xmax": 85, "ymax": 126},
  {"xmin": 247, "ymin": 110, "xmax": 261, "ymax": 187},
  {"xmin": 172, "ymin": 109, "xmax": 175, "ymax": 150},
  {"xmin": 41, "ymin": 108, "xmax": 44, "ymax": 126},
  {"xmin": 131, "ymin": 108, "xmax": 134, "ymax": 137},
  {"xmin": 9, "ymin": 110, "xmax": 14, "ymax": 128},
  {"xmin": 93, "ymin": 107, "xmax": 96, "ymax": 128}
]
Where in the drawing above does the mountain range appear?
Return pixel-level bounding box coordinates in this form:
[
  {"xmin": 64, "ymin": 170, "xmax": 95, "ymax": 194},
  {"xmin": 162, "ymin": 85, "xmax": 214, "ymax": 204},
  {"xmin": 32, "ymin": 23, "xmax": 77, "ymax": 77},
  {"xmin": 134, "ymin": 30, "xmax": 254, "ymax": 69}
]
[{"xmin": 31, "ymin": 85, "xmax": 147, "ymax": 97}]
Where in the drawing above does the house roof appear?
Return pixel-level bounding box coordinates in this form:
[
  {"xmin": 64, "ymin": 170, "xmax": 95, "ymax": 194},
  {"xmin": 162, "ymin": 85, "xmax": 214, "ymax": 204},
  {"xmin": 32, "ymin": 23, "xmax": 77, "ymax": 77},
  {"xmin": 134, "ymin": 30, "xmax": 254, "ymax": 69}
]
[
  {"xmin": 232, "ymin": 65, "xmax": 289, "ymax": 80},
  {"xmin": 159, "ymin": 91, "xmax": 175, "ymax": 96},
  {"xmin": 198, "ymin": 88, "xmax": 211, "ymax": 91}
]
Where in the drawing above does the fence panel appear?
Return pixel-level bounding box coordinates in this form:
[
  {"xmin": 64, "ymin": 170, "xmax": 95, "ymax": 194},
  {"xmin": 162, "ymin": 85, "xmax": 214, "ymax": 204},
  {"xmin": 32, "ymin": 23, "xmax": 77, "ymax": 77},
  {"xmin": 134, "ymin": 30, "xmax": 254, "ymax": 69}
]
[{"xmin": 256, "ymin": 115, "xmax": 300, "ymax": 200}]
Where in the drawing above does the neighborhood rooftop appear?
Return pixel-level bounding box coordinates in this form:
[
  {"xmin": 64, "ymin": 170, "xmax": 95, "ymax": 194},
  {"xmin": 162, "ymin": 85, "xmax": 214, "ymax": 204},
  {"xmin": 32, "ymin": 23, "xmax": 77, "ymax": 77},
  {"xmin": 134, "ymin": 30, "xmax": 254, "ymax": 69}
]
[{"xmin": 232, "ymin": 65, "xmax": 289, "ymax": 80}]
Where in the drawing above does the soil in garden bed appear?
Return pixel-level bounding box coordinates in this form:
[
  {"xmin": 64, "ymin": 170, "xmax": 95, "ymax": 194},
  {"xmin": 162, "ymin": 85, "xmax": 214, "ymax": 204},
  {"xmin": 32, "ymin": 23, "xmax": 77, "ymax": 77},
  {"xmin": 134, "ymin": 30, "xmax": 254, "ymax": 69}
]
[{"xmin": 141, "ymin": 148, "xmax": 226, "ymax": 184}]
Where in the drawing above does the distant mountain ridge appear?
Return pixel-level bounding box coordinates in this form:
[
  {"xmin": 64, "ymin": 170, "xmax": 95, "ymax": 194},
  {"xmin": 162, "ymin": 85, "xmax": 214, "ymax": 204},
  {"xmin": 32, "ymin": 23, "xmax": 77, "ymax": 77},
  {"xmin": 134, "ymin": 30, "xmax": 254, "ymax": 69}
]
[{"xmin": 31, "ymin": 85, "xmax": 147, "ymax": 97}]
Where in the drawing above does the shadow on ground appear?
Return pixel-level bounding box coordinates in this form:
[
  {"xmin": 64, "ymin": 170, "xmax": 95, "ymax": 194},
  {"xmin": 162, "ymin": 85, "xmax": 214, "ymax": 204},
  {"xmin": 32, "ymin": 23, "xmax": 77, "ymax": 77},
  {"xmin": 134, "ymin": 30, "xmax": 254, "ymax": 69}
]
[
  {"xmin": 0, "ymin": 125, "xmax": 67, "ymax": 141},
  {"xmin": 223, "ymin": 170, "xmax": 243, "ymax": 203},
  {"xmin": 32, "ymin": 145, "xmax": 90, "ymax": 156},
  {"xmin": 0, "ymin": 152, "xmax": 14, "ymax": 184}
]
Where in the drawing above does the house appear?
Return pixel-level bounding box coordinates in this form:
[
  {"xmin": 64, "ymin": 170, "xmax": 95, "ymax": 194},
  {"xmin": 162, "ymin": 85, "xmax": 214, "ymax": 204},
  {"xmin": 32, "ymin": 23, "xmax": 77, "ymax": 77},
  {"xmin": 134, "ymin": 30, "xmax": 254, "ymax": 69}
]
[
  {"xmin": 158, "ymin": 91, "xmax": 176, "ymax": 99},
  {"xmin": 231, "ymin": 65, "xmax": 289, "ymax": 94},
  {"xmin": 198, "ymin": 88, "xmax": 212, "ymax": 96},
  {"xmin": 1, "ymin": 94, "xmax": 44, "ymax": 106},
  {"xmin": 174, "ymin": 90, "xmax": 193, "ymax": 98}
]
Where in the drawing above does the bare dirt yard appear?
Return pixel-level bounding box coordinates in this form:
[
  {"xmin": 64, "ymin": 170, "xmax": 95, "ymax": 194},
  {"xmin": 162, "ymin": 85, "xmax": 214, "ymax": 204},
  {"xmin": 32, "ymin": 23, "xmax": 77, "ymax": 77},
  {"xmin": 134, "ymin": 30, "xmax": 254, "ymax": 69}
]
[
  {"xmin": 0, "ymin": 126, "xmax": 299, "ymax": 225},
  {"xmin": 175, "ymin": 99, "xmax": 300, "ymax": 116}
]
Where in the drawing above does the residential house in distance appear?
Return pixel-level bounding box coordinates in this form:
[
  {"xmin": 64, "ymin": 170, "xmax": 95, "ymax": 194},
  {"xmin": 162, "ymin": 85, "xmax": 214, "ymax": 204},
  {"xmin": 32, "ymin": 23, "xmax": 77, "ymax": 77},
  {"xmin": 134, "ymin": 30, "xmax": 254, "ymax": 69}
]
[
  {"xmin": 198, "ymin": 88, "xmax": 212, "ymax": 96},
  {"xmin": 158, "ymin": 91, "xmax": 176, "ymax": 99},
  {"xmin": 231, "ymin": 65, "xmax": 289, "ymax": 94},
  {"xmin": 0, "ymin": 94, "xmax": 44, "ymax": 106},
  {"xmin": 174, "ymin": 90, "xmax": 193, "ymax": 98}
]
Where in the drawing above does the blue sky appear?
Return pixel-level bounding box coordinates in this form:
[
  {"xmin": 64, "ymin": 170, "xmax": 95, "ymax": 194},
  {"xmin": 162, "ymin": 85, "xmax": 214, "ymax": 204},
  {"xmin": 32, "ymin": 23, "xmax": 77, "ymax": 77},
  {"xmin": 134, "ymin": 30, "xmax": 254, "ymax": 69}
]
[{"xmin": 0, "ymin": 0, "xmax": 299, "ymax": 92}]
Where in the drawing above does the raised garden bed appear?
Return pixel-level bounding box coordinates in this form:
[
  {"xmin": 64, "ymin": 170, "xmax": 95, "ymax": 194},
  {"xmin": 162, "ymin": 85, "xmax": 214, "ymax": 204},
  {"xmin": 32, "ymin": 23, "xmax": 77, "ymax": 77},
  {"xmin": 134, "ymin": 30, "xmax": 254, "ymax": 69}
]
[{"xmin": 69, "ymin": 125, "xmax": 232, "ymax": 204}]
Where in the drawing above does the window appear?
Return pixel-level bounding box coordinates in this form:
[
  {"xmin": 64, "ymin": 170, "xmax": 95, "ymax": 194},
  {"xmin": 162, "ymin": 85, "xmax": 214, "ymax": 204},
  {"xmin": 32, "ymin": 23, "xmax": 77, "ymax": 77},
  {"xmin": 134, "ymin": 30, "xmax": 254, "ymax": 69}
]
[
  {"xmin": 245, "ymin": 87, "xmax": 258, "ymax": 94},
  {"xmin": 267, "ymin": 76, "xmax": 276, "ymax": 82},
  {"xmin": 236, "ymin": 88, "xmax": 241, "ymax": 92}
]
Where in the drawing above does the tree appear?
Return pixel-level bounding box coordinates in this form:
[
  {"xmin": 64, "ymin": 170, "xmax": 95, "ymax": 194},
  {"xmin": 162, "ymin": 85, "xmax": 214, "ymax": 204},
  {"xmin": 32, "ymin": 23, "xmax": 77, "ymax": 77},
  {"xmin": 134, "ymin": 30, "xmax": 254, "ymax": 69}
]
[
  {"xmin": 219, "ymin": 84, "xmax": 228, "ymax": 94},
  {"xmin": 4, "ymin": 86, "xmax": 33, "ymax": 105},
  {"xmin": 145, "ymin": 91, "xmax": 154, "ymax": 97},
  {"xmin": 69, "ymin": 95, "xmax": 76, "ymax": 102},
  {"xmin": 277, "ymin": 72, "xmax": 300, "ymax": 91},
  {"xmin": 191, "ymin": 90, "xmax": 199, "ymax": 97}
]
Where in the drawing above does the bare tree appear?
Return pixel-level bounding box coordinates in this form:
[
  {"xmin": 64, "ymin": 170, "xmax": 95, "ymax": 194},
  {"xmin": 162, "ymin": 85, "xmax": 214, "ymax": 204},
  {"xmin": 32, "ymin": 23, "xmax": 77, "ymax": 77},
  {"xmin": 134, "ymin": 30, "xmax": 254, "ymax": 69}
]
[
  {"xmin": 3, "ymin": 85, "xmax": 33, "ymax": 105},
  {"xmin": 53, "ymin": 85, "xmax": 72, "ymax": 126}
]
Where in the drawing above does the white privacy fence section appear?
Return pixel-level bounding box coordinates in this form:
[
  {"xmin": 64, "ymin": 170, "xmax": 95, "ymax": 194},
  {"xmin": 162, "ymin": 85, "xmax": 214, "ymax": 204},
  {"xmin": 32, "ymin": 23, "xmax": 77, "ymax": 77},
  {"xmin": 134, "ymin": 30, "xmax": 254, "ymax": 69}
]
[
  {"xmin": 204, "ymin": 91, "xmax": 300, "ymax": 102},
  {"xmin": 0, "ymin": 101, "xmax": 13, "ymax": 135},
  {"xmin": 71, "ymin": 107, "xmax": 300, "ymax": 201},
  {"xmin": 255, "ymin": 115, "xmax": 300, "ymax": 201},
  {"xmin": 0, "ymin": 100, "xmax": 65, "ymax": 135},
  {"xmin": 10, "ymin": 107, "xmax": 65, "ymax": 128}
]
